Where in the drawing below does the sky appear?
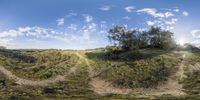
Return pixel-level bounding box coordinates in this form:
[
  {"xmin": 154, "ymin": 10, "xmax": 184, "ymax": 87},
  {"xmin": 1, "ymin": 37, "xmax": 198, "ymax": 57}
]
[{"xmin": 0, "ymin": 0, "xmax": 199, "ymax": 50}]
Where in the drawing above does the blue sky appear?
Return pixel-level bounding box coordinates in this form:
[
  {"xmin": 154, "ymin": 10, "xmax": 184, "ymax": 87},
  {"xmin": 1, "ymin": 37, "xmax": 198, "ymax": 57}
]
[{"xmin": 0, "ymin": 0, "xmax": 199, "ymax": 49}]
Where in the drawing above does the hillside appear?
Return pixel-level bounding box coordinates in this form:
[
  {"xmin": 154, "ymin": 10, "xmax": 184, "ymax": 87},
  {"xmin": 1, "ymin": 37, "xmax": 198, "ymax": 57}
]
[{"xmin": 0, "ymin": 49, "xmax": 199, "ymax": 99}]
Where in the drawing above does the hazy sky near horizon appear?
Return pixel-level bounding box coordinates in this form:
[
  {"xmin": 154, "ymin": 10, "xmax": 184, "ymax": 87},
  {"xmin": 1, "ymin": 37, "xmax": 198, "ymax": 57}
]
[{"xmin": 0, "ymin": 0, "xmax": 199, "ymax": 49}]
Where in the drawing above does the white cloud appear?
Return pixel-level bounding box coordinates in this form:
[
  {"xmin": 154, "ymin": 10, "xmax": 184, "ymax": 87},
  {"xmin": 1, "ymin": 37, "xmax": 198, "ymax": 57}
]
[
  {"xmin": 66, "ymin": 12, "xmax": 77, "ymax": 17},
  {"xmin": 165, "ymin": 12, "xmax": 174, "ymax": 18},
  {"xmin": 182, "ymin": 11, "xmax": 189, "ymax": 16},
  {"xmin": 137, "ymin": 8, "xmax": 174, "ymax": 18},
  {"xmin": 165, "ymin": 18, "xmax": 178, "ymax": 25},
  {"xmin": 191, "ymin": 30, "xmax": 200, "ymax": 38},
  {"xmin": 100, "ymin": 21, "xmax": 106, "ymax": 24},
  {"xmin": 174, "ymin": 9, "xmax": 180, "ymax": 12},
  {"xmin": 56, "ymin": 18, "xmax": 65, "ymax": 26},
  {"xmin": 165, "ymin": 26, "xmax": 174, "ymax": 30},
  {"xmin": 0, "ymin": 26, "xmax": 64, "ymax": 45},
  {"xmin": 67, "ymin": 24, "xmax": 78, "ymax": 31},
  {"xmin": 146, "ymin": 20, "xmax": 164, "ymax": 26},
  {"xmin": 146, "ymin": 21, "xmax": 156, "ymax": 26},
  {"xmin": 81, "ymin": 22, "xmax": 96, "ymax": 40},
  {"xmin": 190, "ymin": 30, "xmax": 200, "ymax": 46},
  {"xmin": 83, "ymin": 15, "xmax": 93, "ymax": 23},
  {"xmin": 100, "ymin": 6, "xmax": 112, "ymax": 11},
  {"xmin": 122, "ymin": 16, "xmax": 131, "ymax": 20},
  {"xmin": 146, "ymin": 18, "xmax": 178, "ymax": 31},
  {"xmin": 0, "ymin": 13, "xmax": 108, "ymax": 49},
  {"xmin": 125, "ymin": 6, "xmax": 135, "ymax": 12}
]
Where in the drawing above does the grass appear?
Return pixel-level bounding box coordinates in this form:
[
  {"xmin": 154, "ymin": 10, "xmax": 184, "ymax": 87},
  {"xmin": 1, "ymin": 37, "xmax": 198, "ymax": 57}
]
[
  {"xmin": 0, "ymin": 50, "xmax": 79, "ymax": 79},
  {"xmin": 181, "ymin": 53, "xmax": 200, "ymax": 95},
  {"xmin": 87, "ymin": 49, "xmax": 179, "ymax": 88},
  {"xmin": 182, "ymin": 70, "xmax": 200, "ymax": 95},
  {"xmin": 0, "ymin": 56, "xmax": 94, "ymax": 99},
  {"xmin": 0, "ymin": 49, "xmax": 200, "ymax": 99}
]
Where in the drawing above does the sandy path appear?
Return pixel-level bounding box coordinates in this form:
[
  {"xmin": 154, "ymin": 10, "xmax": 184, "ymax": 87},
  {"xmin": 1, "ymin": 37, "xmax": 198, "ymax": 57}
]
[
  {"xmin": 0, "ymin": 53, "xmax": 80, "ymax": 86},
  {"xmin": 76, "ymin": 52, "xmax": 132, "ymax": 95}
]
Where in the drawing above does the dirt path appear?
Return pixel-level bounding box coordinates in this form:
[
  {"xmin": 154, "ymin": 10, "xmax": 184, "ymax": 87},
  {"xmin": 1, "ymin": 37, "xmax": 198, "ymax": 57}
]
[
  {"xmin": 139, "ymin": 52, "xmax": 186, "ymax": 96},
  {"xmin": 0, "ymin": 53, "xmax": 80, "ymax": 86},
  {"xmin": 76, "ymin": 52, "xmax": 132, "ymax": 95},
  {"xmin": 78, "ymin": 51, "xmax": 187, "ymax": 96}
]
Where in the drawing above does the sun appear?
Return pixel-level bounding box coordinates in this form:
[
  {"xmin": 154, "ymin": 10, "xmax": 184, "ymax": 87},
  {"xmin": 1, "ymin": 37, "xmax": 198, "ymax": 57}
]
[{"xmin": 178, "ymin": 39, "xmax": 185, "ymax": 46}]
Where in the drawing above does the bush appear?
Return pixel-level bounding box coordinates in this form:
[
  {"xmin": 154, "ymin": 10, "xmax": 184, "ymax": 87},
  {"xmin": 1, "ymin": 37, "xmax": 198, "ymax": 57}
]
[
  {"xmin": 119, "ymin": 50, "xmax": 142, "ymax": 60},
  {"xmin": 104, "ymin": 46, "xmax": 122, "ymax": 60}
]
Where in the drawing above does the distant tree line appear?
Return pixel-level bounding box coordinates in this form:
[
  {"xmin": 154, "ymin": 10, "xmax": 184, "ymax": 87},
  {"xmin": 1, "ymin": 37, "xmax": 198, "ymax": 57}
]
[
  {"xmin": 108, "ymin": 26, "xmax": 176, "ymax": 52},
  {"xmin": 0, "ymin": 46, "xmax": 6, "ymax": 50}
]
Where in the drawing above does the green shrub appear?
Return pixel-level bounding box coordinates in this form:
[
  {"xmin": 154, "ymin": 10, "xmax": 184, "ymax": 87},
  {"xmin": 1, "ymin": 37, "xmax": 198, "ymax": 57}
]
[{"xmin": 119, "ymin": 50, "xmax": 142, "ymax": 60}]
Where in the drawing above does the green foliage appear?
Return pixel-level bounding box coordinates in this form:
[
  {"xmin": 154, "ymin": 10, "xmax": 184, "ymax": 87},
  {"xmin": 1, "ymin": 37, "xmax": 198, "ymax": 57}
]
[
  {"xmin": 108, "ymin": 26, "xmax": 176, "ymax": 51},
  {"xmin": 148, "ymin": 27, "xmax": 176, "ymax": 50},
  {"xmin": 108, "ymin": 26, "xmax": 141, "ymax": 51},
  {"xmin": 0, "ymin": 51, "xmax": 95, "ymax": 99},
  {"xmin": 118, "ymin": 50, "xmax": 142, "ymax": 60},
  {"xmin": 1, "ymin": 49, "xmax": 200, "ymax": 99},
  {"xmin": 91, "ymin": 50, "xmax": 178, "ymax": 88},
  {"xmin": 104, "ymin": 46, "xmax": 122, "ymax": 60},
  {"xmin": 182, "ymin": 70, "xmax": 200, "ymax": 95},
  {"xmin": 104, "ymin": 46, "xmax": 142, "ymax": 60},
  {"xmin": 184, "ymin": 53, "xmax": 200, "ymax": 66},
  {"xmin": 0, "ymin": 46, "xmax": 6, "ymax": 50},
  {"xmin": 0, "ymin": 50, "xmax": 79, "ymax": 79}
]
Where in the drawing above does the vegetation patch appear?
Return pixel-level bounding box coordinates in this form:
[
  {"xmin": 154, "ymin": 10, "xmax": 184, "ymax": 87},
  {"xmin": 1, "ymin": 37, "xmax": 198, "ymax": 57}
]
[
  {"xmin": 182, "ymin": 70, "xmax": 200, "ymax": 95},
  {"xmin": 88, "ymin": 50, "xmax": 179, "ymax": 88},
  {"xmin": 0, "ymin": 50, "xmax": 79, "ymax": 79}
]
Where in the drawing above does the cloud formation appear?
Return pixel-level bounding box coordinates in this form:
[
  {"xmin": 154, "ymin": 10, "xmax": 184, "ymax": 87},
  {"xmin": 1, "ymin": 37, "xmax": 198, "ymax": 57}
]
[
  {"xmin": 146, "ymin": 18, "xmax": 178, "ymax": 30},
  {"xmin": 122, "ymin": 16, "xmax": 131, "ymax": 20},
  {"xmin": 83, "ymin": 15, "xmax": 93, "ymax": 23},
  {"xmin": 56, "ymin": 18, "xmax": 65, "ymax": 26},
  {"xmin": 100, "ymin": 5, "xmax": 112, "ymax": 11},
  {"xmin": 182, "ymin": 11, "xmax": 189, "ymax": 16},
  {"xmin": 191, "ymin": 30, "xmax": 200, "ymax": 38},
  {"xmin": 67, "ymin": 24, "xmax": 78, "ymax": 31},
  {"xmin": 125, "ymin": 6, "xmax": 135, "ymax": 12},
  {"xmin": 174, "ymin": 9, "xmax": 180, "ymax": 12},
  {"xmin": 137, "ymin": 8, "xmax": 174, "ymax": 18}
]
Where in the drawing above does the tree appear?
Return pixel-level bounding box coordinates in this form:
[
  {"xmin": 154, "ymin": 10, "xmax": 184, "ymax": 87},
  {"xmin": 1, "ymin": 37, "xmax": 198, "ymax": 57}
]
[
  {"xmin": 108, "ymin": 26, "xmax": 175, "ymax": 52},
  {"xmin": 137, "ymin": 31, "xmax": 149, "ymax": 48},
  {"xmin": 0, "ymin": 46, "xmax": 6, "ymax": 49},
  {"xmin": 108, "ymin": 26, "xmax": 138, "ymax": 51},
  {"xmin": 160, "ymin": 31, "xmax": 176, "ymax": 50},
  {"xmin": 147, "ymin": 27, "xmax": 162, "ymax": 48},
  {"xmin": 147, "ymin": 27, "xmax": 175, "ymax": 49}
]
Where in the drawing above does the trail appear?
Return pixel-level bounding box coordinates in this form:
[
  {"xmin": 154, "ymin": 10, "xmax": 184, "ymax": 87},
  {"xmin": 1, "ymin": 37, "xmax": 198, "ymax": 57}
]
[
  {"xmin": 139, "ymin": 51, "xmax": 186, "ymax": 96},
  {"xmin": 77, "ymin": 51, "xmax": 187, "ymax": 96},
  {"xmin": 76, "ymin": 52, "xmax": 132, "ymax": 95},
  {"xmin": 0, "ymin": 53, "xmax": 80, "ymax": 86}
]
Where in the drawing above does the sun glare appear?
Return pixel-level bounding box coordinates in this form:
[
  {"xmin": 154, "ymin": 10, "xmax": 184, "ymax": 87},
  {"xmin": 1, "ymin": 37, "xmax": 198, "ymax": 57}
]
[{"xmin": 178, "ymin": 39, "xmax": 185, "ymax": 46}]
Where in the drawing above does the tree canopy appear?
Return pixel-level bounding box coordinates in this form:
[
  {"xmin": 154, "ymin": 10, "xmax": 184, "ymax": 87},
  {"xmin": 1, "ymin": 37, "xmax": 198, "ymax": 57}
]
[{"xmin": 108, "ymin": 26, "xmax": 176, "ymax": 51}]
